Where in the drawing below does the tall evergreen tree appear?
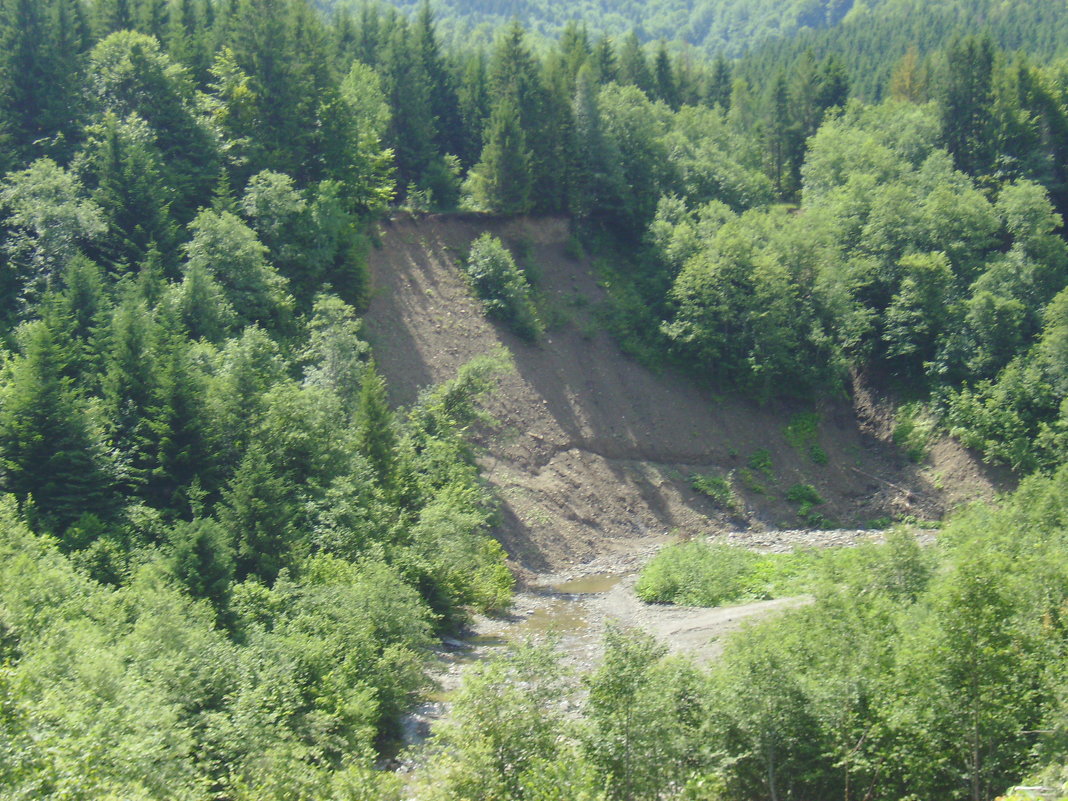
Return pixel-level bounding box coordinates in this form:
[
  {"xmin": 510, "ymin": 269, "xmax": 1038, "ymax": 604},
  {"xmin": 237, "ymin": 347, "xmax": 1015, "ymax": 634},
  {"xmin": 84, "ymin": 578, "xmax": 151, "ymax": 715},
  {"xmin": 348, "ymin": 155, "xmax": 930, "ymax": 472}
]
[
  {"xmin": 413, "ymin": 3, "xmax": 461, "ymax": 158},
  {"xmin": 465, "ymin": 93, "xmax": 532, "ymax": 214},
  {"xmin": 940, "ymin": 34, "xmax": 997, "ymax": 178},
  {"xmin": 706, "ymin": 54, "xmax": 733, "ymax": 110},
  {"xmin": 590, "ymin": 35, "xmax": 617, "ymax": 84},
  {"xmin": 653, "ymin": 42, "xmax": 679, "ymax": 109},
  {"xmin": 569, "ymin": 64, "xmax": 621, "ymax": 218},
  {"xmin": 0, "ymin": 321, "xmax": 115, "ymax": 533},
  {"xmin": 75, "ymin": 112, "xmax": 179, "ymax": 275},
  {"xmin": 102, "ymin": 295, "xmax": 162, "ymax": 495},
  {"xmin": 379, "ymin": 17, "xmax": 438, "ymax": 193},
  {"xmin": 354, "ymin": 361, "xmax": 396, "ymax": 490},
  {"xmin": 457, "ymin": 51, "xmax": 490, "ymax": 169},
  {"xmin": 219, "ymin": 442, "xmax": 296, "ymax": 582},
  {"xmin": 0, "ymin": 0, "xmax": 85, "ymax": 165},
  {"xmin": 617, "ymin": 31, "xmax": 652, "ymax": 95}
]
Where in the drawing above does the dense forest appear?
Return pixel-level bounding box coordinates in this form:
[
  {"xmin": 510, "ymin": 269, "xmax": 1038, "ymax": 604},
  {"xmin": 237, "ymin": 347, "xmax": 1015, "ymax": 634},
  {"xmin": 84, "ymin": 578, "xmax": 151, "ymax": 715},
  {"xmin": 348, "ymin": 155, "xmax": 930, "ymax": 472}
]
[
  {"xmin": 0, "ymin": 0, "xmax": 1067, "ymax": 798},
  {"xmin": 319, "ymin": 0, "xmax": 859, "ymax": 56}
]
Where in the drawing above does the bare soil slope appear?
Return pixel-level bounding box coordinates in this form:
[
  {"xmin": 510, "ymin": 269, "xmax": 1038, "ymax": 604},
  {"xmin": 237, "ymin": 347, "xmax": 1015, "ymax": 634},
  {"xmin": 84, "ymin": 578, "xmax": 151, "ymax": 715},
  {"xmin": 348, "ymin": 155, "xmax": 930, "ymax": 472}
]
[{"xmin": 363, "ymin": 213, "xmax": 1007, "ymax": 574}]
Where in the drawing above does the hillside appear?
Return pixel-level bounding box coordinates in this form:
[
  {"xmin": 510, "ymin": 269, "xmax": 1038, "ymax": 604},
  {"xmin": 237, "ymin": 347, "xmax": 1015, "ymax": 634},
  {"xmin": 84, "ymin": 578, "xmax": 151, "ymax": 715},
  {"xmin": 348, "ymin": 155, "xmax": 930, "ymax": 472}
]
[
  {"xmin": 739, "ymin": 0, "xmax": 1068, "ymax": 98},
  {"xmin": 362, "ymin": 214, "xmax": 1007, "ymax": 575},
  {"xmin": 321, "ymin": 0, "xmax": 861, "ymax": 55}
]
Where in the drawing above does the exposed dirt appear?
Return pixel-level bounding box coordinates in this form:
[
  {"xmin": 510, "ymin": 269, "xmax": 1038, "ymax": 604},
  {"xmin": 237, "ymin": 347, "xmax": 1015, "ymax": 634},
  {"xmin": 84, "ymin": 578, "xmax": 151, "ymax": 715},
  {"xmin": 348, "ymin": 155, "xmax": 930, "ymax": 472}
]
[{"xmin": 363, "ymin": 212, "xmax": 1009, "ymax": 576}]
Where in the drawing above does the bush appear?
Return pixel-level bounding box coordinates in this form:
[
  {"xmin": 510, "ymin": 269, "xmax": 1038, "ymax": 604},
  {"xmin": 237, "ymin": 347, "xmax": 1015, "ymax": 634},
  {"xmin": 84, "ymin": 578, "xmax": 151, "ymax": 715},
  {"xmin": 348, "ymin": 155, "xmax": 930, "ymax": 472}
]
[
  {"xmin": 464, "ymin": 233, "xmax": 543, "ymax": 340},
  {"xmin": 784, "ymin": 412, "xmax": 829, "ymax": 465},
  {"xmin": 893, "ymin": 401, "xmax": 934, "ymax": 463},
  {"xmin": 690, "ymin": 472, "xmax": 739, "ymax": 511},
  {"xmin": 786, "ymin": 483, "xmax": 828, "ymax": 524},
  {"xmin": 636, "ymin": 541, "xmax": 767, "ymax": 606}
]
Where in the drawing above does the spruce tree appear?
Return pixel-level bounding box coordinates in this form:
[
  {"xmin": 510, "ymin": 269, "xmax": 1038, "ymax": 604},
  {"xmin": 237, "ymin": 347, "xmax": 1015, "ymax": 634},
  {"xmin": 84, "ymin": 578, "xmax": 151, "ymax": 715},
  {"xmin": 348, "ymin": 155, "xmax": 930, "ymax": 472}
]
[
  {"xmin": 466, "ymin": 93, "xmax": 532, "ymax": 214},
  {"xmin": 653, "ymin": 42, "xmax": 679, "ymax": 109},
  {"xmin": 590, "ymin": 35, "xmax": 617, "ymax": 84},
  {"xmin": 219, "ymin": 442, "xmax": 295, "ymax": 582},
  {"xmin": 354, "ymin": 361, "xmax": 397, "ymax": 490},
  {"xmin": 617, "ymin": 31, "xmax": 652, "ymax": 95},
  {"xmin": 0, "ymin": 321, "xmax": 115, "ymax": 533},
  {"xmin": 706, "ymin": 54, "xmax": 733, "ymax": 110},
  {"xmin": 102, "ymin": 295, "xmax": 162, "ymax": 495},
  {"xmin": 457, "ymin": 52, "xmax": 490, "ymax": 169},
  {"xmin": 569, "ymin": 65, "xmax": 621, "ymax": 218},
  {"xmin": 76, "ymin": 112, "xmax": 179, "ymax": 275},
  {"xmin": 940, "ymin": 34, "xmax": 997, "ymax": 178}
]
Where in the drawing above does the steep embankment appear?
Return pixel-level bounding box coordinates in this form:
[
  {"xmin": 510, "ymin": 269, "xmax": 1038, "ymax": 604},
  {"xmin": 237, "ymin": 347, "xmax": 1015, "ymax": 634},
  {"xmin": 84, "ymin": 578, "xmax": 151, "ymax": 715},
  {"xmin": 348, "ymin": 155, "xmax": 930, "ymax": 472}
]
[{"xmin": 363, "ymin": 214, "xmax": 1006, "ymax": 575}]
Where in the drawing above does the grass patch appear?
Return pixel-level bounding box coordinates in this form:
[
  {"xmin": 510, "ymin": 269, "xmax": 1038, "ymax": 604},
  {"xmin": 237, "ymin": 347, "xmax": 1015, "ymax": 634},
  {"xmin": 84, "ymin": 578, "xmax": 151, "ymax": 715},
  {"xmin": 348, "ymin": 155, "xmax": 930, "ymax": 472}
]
[
  {"xmin": 690, "ymin": 471, "xmax": 741, "ymax": 512},
  {"xmin": 747, "ymin": 448, "xmax": 775, "ymax": 480},
  {"xmin": 636, "ymin": 531, "xmax": 931, "ymax": 608},
  {"xmin": 786, "ymin": 483, "xmax": 833, "ymax": 527},
  {"xmin": 738, "ymin": 467, "xmax": 767, "ymax": 495},
  {"xmin": 893, "ymin": 402, "xmax": 935, "ymax": 463},
  {"xmin": 783, "ymin": 412, "xmax": 828, "ymax": 465},
  {"xmin": 635, "ymin": 541, "xmax": 816, "ymax": 606}
]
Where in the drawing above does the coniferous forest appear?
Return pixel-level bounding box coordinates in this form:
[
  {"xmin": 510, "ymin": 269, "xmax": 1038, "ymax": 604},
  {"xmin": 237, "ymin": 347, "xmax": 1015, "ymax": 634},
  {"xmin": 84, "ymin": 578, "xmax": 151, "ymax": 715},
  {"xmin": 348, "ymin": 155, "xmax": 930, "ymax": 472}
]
[{"xmin": 1, "ymin": 0, "xmax": 1068, "ymax": 799}]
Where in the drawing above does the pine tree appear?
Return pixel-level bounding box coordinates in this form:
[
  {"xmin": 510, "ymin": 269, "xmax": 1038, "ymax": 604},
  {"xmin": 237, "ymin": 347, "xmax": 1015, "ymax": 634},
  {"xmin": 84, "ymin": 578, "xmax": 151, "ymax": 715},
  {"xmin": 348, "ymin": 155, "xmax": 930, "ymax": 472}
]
[
  {"xmin": 590, "ymin": 35, "xmax": 617, "ymax": 84},
  {"xmin": 354, "ymin": 361, "xmax": 396, "ymax": 489},
  {"xmin": 706, "ymin": 54, "xmax": 733, "ymax": 110},
  {"xmin": 93, "ymin": 0, "xmax": 134, "ymax": 37},
  {"xmin": 457, "ymin": 52, "xmax": 490, "ymax": 169},
  {"xmin": 766, "ymin": 72, "xmax": 801, "ymax": 198},
  {"xmin": 219, "ymin": 442, "xmax": 296, "ymax": 582},
  {"xmin": 0, "ymin": 321, "xmax": 115, "ymax": 533},
  {"xmin": 569, "ymin": 64, "xmax": 621, "ymax": 218},
  {"xmin": 889, "ymin": 45, "xmax": 929, "ymax": 103},
  {"xmin": 940, "ymin": 34, "xmax": 997, "ymax": 178},
  {"xmin": 0, "ymin": 0, "xmax": 85, "ymax": 165},
  {"xmin": 151, "ymin": 340, "xmax": 212, "ymax": 510},
  {"xmin": 166, "ymin": 518, "xmax": 234, "ymax": 616},
  {"xmin": 653, "ymin": 42, "xmax": 679, "ymax": 109},
  {"xmin": 414, "ymin": 2, "xmax": 461, "ymax": 158},
  {"xmin": 76, "ymin": 112, "xmax": 179, "ymax": 275},
  {"xmin": 617, "ymin": 31, "xmax": 652, "ymax": 95},
  {"xmin": 48, "ymin": 254, "xmax": 111, "ymax": 385},
  {"xmin": 379, "ymin": 17, "xmax": 438, "ymax": 192},
  {"xmin": 102, "ymin": 295, "xmax": 162, "ymax": 495},
  {"xmin": 88, "ymin": 31, "xmax": 219, "ymax": 221},
  {"xmin": 466, "ymin": 93, "xmax": 532, "ymax": 214},
  {"xmin": 135, "ymin": 0, "xmax": 168, "ymax": 39}
]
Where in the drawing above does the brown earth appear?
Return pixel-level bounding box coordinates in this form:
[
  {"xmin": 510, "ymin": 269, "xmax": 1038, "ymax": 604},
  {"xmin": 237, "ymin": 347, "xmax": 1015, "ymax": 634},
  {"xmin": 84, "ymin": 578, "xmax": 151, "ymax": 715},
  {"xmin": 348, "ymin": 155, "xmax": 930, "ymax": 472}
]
[{"xmin": 363, "ymin": 212, "xmax": 1011, "ymax": 577}]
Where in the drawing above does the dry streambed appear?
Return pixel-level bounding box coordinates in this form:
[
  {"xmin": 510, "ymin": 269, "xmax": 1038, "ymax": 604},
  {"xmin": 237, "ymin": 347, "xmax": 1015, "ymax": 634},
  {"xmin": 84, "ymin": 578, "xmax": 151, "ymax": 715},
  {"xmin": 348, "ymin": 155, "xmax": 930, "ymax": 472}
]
[{"xmin": 400, "ymin": 528, "xmax": 894, "ymax": 753}]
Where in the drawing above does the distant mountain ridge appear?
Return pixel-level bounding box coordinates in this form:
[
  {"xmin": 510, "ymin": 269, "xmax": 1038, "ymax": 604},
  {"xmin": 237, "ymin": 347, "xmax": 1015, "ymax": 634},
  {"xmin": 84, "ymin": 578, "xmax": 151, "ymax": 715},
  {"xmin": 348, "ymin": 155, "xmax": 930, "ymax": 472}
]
[
  {"xmin": 739, "ymin": 0, "xmax": 1068, "ymax": 99},
  {"xmin": 317, "ymin": 0, "xmax": 864, "ymax": 55}
]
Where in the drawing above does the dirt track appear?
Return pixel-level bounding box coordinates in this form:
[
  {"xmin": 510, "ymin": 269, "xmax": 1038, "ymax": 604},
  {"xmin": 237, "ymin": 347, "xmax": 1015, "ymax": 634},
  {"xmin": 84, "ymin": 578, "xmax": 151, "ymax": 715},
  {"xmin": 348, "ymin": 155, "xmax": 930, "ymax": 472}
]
[{"xmin": 363, "ymin": 212, "xmax": 1008, "ymax": 576}]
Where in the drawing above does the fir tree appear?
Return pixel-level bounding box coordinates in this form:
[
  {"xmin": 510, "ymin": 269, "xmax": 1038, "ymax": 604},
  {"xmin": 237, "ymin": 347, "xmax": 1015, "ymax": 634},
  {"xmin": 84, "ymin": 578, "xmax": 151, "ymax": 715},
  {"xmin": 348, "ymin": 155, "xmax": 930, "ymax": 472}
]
[
  {"xmin": 0, "ymin": 321, "xmax": 115, "ymax": 533},
  {"xmin": 466, "ymin": 93, "xmax": 532, "ymax": 214}
]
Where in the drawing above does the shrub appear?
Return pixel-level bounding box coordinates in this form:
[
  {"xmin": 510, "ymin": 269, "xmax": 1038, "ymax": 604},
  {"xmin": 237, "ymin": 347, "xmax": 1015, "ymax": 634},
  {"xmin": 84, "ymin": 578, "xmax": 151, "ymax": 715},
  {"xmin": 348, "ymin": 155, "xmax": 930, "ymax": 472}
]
[
  {"xmin": 893, "ymin": 401, "xmax": 934, "ymax": 462},
  {"xmin": 784, "ymin": 412, "xmax": 829, "ymax": 465},
  {"xmin": 463, "ymin": 233, "xmax": 543, "ymax": 340},
  {"xmin": 691, "ymin": 472, "xmax": 739, "ymax": 512},
  {"xmin": 787, "ymin": 483, "xmax": 828, "ymax": 524}
]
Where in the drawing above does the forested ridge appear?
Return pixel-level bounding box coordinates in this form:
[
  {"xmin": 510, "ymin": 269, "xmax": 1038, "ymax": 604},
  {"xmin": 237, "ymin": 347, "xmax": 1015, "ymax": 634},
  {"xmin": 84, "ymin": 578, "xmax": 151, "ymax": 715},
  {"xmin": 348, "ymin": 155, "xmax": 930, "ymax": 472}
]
[{"xmin": 0, "ymin": 0, "xmax": 1067, "ymax": 798}]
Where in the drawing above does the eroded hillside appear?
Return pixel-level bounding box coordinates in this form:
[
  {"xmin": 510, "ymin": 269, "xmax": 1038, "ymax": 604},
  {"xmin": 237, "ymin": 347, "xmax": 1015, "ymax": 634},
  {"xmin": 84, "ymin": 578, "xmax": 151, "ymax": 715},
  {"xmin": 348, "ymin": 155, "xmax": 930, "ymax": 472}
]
[{"xmin": 363, "ymin": 214, "xmax": 1007, "ymax": 575}]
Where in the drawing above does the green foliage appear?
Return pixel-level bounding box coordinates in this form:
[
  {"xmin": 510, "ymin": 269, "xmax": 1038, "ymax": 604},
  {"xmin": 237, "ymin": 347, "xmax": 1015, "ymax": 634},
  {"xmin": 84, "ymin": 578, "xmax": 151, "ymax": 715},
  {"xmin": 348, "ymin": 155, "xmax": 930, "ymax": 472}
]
[
  {"xmin": 783, "ymin": 411, "xmax": 828, "ymax": 464},
  {"xmin": 690, "ymin": 471, "xmax": 738, "ymax": 512},
  {"xmin": 746, "ymin": 448, "xmax": 775, "ymax": 480},
  {"xmin": 786, "ymin": 482, "xmax": 827, "ymax": 524},
  {"xmin": 463, "ymin": 233, "xmax": 543, "ymax": 340},
  {"xmin": 893, "ymin": 401, "xmax": 935, "ymax": 462},
  {"xmin": 637, "ymin": 540, "xmax": 766, "ymax": 606}
]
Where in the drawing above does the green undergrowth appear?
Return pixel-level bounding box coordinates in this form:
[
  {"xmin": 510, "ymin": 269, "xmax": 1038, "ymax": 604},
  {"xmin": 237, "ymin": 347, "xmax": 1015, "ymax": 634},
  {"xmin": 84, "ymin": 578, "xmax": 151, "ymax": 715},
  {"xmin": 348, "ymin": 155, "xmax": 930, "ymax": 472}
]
[
  {"xmin": 783, "ymin": 412, "xmax": 829, "ymax": 464},
  {"xmin": 635, "ymin": 533, "xmax": 918, "ymax": 607}
]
